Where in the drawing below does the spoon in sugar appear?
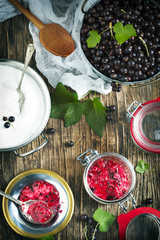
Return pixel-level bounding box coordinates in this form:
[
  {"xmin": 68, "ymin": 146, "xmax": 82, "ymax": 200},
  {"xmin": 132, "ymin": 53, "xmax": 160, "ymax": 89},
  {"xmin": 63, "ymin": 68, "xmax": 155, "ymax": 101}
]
[
  {"xmin": 0, "ymin": 189, "xmax": 54, "ymax": 224},
  {"xmin": 17, "ymin": 43, "xmax": 34, "ymax": 113}
]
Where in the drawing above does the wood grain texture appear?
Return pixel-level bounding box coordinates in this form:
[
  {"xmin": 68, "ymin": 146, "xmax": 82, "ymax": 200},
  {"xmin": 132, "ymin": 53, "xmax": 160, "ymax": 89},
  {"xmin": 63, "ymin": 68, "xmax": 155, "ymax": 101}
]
[
  {"xmin": 9, "ymin": 0, "xmax": 45, "ymax": 30},
  {"xmin": 0, "ymin": 14, "xmax": 160, "ymax": 240}
]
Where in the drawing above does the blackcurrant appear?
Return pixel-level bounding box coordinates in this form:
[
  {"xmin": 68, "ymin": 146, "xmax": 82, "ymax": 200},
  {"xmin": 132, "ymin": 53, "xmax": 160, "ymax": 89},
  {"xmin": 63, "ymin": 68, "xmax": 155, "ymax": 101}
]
[
  {"xmin": 4, "ymin": 122, "xmax": 10, "ymax": 128},
  {"xmin": 112, "ymin": 86, "xmax": 121, "ymax": 92},
  {"xmin": 3, "ymin": 116, "xmax": 7, "ymax": 121},
  {"xmin": 80, "ymin": 214, "xmax": 88, "ymax": 222},
  {"xmin": 111, "ymin": 81, "xmax": 116, "ymax": 87},
  {"xmin": 91, "ymin": 227, "xmax": 98, "ymax": 234},
  {"xmin": 8, "ymin": 116, "xmax": 15, "ymax": 122},
  {"xmin": 46, "ymin": 128, "xmax": 55, "ymax": 134},
  {"xmin": 145, "ymin": 198, "xmax": 153, "ymax": 204},
  {"xmin": 65, "ymin": 141, "xmax": 74, "ymax": 147},
  {"xmin": 108, "ymin": 105, "xmax": 116, "ymax": 112},
  {"xmin": 88, "ymin": 235, "xmax": 96, "ymax": 240},
  {"xmin": 136, "ymin": 205, "xmax": 142, "ymax": 208},
  {"xmin": 88, "ymin": 217, "xmax": 96, "ymax": 226},
  {"xmin": 106, "ymin": 114, "xmax": 112, "ymax": 120}
]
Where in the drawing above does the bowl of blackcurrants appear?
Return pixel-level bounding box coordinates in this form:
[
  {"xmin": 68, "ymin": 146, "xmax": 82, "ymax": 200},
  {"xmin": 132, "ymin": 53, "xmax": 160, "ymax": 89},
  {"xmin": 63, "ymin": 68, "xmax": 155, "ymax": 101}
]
[{"xmin": 80, "ymin": 0, "xmax": 160, "ymax": 86}]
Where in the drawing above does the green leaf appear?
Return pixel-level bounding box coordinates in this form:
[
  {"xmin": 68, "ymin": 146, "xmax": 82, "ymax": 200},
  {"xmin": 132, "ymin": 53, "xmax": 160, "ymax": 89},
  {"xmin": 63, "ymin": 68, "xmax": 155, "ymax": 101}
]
[
  {"xmin": 135, "ymin": 166, "xmax": 144, "ymax": 174},
  {"xmin": 87, "ymin": 30, "xmax": 101, "ymax": 48},
  {"xmin": 37, "ymin": 235, "xmax": 55, "ymax": 240},
  {"xmin": 138, "ymin": 160, "xmax": 149, "ymax": 171},
  {"xmin": 93, "ymin": 208, "xmax": 115, "ymax": 232},
  {"xmin": 135, "ymin": 160, "xmax": 150, "ymax": 174},
  {"xmin": 83, "ymin": 97, "xmax": 107, "ymax": 137},
  {"xmin": 113, "ymin": 22, "xmax": 137, "ymax": 44},
  {"xmin": 50, "ymin": 83, "xmax": 83, "ymax": 126}
]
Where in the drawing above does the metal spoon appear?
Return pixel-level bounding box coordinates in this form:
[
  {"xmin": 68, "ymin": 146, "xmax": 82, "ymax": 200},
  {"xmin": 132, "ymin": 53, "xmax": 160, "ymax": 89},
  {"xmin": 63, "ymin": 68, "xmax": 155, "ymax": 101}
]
[
  {"xmin": 17, "ymin": 43, "xmax": 34, "ymax": 113},
  {"xmin": 0, "ymin": 189, "xmax": 54, "ymax": 224}
]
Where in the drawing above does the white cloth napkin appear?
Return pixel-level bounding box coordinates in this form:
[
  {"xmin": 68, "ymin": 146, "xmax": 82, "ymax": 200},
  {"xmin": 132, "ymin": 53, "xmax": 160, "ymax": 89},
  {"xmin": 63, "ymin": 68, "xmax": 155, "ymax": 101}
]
[{"xmin": 1, "ymin": 0, "xmax": 111, "ymax": 98}]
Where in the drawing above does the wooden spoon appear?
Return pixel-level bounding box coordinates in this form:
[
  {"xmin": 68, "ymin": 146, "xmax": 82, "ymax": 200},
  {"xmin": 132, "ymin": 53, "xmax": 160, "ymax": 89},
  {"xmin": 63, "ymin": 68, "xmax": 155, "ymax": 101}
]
[{"xmin": 9, "ymin": 0, "xmax": 75, "ymax": 57}]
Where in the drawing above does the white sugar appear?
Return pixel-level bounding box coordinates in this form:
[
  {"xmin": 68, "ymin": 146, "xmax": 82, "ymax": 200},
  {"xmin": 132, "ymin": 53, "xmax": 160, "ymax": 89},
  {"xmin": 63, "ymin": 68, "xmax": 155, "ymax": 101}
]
[{"xmin": 0, "ymin": 65, "xmax": 45, "ymax": 149}]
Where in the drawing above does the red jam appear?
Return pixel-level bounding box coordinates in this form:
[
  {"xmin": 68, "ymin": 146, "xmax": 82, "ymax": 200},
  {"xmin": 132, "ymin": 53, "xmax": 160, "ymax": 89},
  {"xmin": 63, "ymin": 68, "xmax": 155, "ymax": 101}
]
[
  {"xmin": 87, "ymin": 157, "xmax": 130, "ymax": 200},
  {"xmin": 19, "ymin": 180, "xmax": 60, "ymax": 223},
  {"xmin": 27, "ymin": 200, "xmax": 52, "ymax": 223}
]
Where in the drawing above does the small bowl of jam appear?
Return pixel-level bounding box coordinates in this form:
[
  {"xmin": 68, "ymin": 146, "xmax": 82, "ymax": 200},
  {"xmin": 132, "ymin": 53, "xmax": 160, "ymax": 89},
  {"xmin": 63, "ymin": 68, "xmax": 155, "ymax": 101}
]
[
  {"xmin": 81, "ymin": 151, "xmax": 136, "ymax": 205},
  {"xmin": 2, "ymin": 169, "xmax": 74, "ymax": 238}
]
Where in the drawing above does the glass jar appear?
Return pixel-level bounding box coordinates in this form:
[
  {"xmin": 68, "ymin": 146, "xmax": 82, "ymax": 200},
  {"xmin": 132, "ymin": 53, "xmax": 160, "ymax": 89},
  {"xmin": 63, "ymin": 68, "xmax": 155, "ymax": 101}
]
[
  {"xmin": 77, "ymin": 149, "xmax": 136, "ymax": 211},
  {"xmin": 126, "ymin": 213, "xmax": 160, "ymax": 240},
  {"xmin": 118, "ymin": 206, "xmax": 160, "ymax": 240},
  {"xmin": 127, "ymin": 97, "xmax": 160, "ymax": 153}
]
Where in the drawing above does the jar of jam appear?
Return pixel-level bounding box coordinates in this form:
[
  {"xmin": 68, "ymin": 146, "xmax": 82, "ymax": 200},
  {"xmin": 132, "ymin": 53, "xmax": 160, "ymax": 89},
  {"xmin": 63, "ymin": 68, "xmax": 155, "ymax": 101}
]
[
  {"xmin": 127, "ymin": 97, "xmax": 160, "ymax": 153},
  {"xmin": 77, "ymin": 149, "xmax": 136, "ymax": 212}
]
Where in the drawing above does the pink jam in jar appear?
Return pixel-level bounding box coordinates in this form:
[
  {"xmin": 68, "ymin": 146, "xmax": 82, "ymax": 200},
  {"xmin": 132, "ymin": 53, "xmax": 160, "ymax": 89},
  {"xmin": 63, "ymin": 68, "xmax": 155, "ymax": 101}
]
[
  {"xmin": 87, "ymin": 157, "xmax": 130, "ymax": 200},
  {"xmin": 27, "ymin": 200, "xmax": 52, "ymax": 223},
  {"xmin": 19, "ymin": 180, "xmax": 60, "ymax": 223}
]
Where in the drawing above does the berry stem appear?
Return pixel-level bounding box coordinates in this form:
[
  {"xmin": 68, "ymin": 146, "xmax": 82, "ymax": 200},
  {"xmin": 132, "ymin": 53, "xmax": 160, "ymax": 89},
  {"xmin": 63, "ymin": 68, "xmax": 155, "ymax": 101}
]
[
  {"xmin": 79, "ymin": 90, "xmax": 91, "ymax": 100},
  {"xmin": 139, "ymin": 37, "xmax": 150, "ymax": 57},
  {"xmin": 92, "ymin": 223, "xmax": 100, "ymax": 240},
  {"xmin": 109, "ymin": 22, "xmax": 115, "ymax": 40},
  {"xmin": 99, "ymin": 22, "xmax": 115, "ymax": 40},
  {"xmin": 121, "ymin": 9, "xmax": 126, "ymax": 13},
  {"xmin": 10, "ymin": 122, "xmax": 15, "ymax": 130},
  {"xmin": 84, "ymin": 223, "xmax": 89, "ymax": 240},
  {"xmin": 74, "ymin": 138, "xmax": 82, "ymax": 146},
  {"xmin": 99, "ymin": 27, "xmax": 110, "ymax": 36},
  {"xmin": 147, "ymin": 169, "xmax": 155, "ymax": 172}
]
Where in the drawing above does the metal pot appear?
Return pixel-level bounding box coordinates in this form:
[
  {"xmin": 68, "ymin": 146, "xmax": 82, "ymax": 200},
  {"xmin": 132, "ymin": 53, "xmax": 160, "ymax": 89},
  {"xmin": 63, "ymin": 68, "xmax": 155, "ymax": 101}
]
[
  {"xmin": 80, "ymin": 0, "xmax": 160, "ymax": 86},
  {"xmin": 0, "ymin": 60, "xmax": 51, "ymax": 157}
]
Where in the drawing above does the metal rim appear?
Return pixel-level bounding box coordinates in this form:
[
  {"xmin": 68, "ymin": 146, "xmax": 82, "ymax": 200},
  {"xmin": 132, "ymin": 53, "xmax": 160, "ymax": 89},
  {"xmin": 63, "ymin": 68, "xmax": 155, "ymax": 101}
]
[
  {"xmin": 130, "ymin": 100, "xmax": 160, "ymax": 153},
  {"xmin": 80, "ymin": 0, "xmax": 160, "ymax": 85},
  {"xmin": 83, "ymin": 152, "xmax": 136, "ymax": 204},
  {"xmin": 0, "ymin": 60, "xmax": 51, "ymax": 151},
  {"xmin": 2, "ymin": 169, "xmax": 74, "ymax": 238},
  {"xmin": 126, "ymin": 213, "xmax": 160, "ymax": 240}
]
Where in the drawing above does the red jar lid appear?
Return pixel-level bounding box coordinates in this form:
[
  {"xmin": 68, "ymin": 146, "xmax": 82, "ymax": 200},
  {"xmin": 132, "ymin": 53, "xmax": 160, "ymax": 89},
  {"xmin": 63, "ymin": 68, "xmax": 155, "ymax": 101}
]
[
  {"xmin": 118, "ymin": 207, "xmax": 160, "ymax": 240},
  {"xmin": 129, "ymin": 97, "xmax": 160, "ymax": 153}
]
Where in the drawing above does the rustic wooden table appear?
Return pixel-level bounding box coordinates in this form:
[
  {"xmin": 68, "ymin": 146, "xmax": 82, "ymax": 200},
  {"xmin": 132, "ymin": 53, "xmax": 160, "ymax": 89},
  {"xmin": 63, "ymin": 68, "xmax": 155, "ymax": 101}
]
[{"xmin": 0, "ymin": 14, "xmax": 160, "ymax": 240}]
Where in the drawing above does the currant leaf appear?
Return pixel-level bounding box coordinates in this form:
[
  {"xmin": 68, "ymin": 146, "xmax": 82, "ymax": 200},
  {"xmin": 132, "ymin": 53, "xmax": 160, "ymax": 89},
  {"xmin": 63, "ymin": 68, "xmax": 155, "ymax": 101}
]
[
  {"xmin": 50, "ymin": 83, "xmax": 83, "ymax": 127},
  {"xmin": 93, "ymin": 208, "xmax": 115, "ymax": 232},
  {"xmin": 87, "ymin": 30, "xmax": 101, "ymax": 48},
  {"xmin": 113, "ymin": 21, "xmax": 137, "ymax": 44},
  {"xmin": 135, "ymin": 160, "xmax": 153, "ymax": 174},
  {"xmin": 83, "ymin": 97, "xmax": 107, "ymax": 137}
]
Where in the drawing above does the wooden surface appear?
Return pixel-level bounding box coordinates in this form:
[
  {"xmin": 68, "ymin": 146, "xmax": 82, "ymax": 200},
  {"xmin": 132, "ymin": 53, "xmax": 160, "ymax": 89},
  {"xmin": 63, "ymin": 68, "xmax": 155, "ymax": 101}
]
[{"xmin": 0, "ymin": 14, "xmax": 160, "ymax": 240}]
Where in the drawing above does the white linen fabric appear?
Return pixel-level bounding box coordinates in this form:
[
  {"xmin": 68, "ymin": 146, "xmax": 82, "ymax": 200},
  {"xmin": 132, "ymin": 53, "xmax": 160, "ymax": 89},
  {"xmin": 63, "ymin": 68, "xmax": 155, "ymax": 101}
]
[{"xmin": 0, "ymin": 0, "xmax": 111, "ymax": 98}]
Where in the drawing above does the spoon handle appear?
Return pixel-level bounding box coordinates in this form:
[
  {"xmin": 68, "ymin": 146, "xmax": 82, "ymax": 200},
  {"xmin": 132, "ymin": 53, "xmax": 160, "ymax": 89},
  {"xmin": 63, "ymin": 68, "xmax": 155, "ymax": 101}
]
[
  {"xmin": 17, "ymin": 44, "xmax": 35, "ymax": 91},
  {"xmin": 9, "ymin": 0, "xmax": 45, "ymax": 30},
  {"xmin": 0, "ymin": 190, "xmax": 22, "ymax": 206}
]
